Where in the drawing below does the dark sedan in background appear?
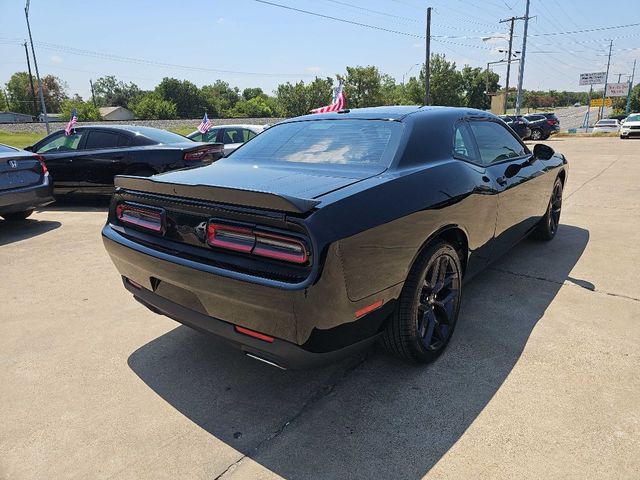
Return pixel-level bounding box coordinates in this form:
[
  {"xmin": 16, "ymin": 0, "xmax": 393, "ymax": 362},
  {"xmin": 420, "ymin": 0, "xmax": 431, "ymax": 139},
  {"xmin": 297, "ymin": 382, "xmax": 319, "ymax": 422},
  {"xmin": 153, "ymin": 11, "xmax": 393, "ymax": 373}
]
[
  {"xmin": 26, "ymin": 126, "xmax": 224, "ymax": 194},
  {"xmin": 498, "ymin": 114, "xmax": 532, "ymax": 139},
  {"xmin": 102, "ymin": 106, "xmax": 568, "ymax": 369},
  {"xmin": 0, "ymin": 144, "xmax": 54, "ymax": 220},
  {"xmin": 524, "ymin": 112, "xmax": 560, "ymax": 140}
]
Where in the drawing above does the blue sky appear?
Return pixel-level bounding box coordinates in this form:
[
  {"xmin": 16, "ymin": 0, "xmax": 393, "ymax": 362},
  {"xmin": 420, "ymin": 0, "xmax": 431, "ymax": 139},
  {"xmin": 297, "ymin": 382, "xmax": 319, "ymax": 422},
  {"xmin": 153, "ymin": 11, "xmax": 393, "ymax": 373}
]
[{"xmin": 1, "ymin": 0, "xmax": 638, "ymax": 102}]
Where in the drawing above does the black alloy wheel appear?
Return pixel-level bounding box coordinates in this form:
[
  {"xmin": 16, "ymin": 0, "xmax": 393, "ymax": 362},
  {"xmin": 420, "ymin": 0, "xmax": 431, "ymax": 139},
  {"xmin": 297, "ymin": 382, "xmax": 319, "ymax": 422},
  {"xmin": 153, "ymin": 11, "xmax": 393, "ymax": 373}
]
[
  {"xmin": 530, "ymin": 128, "xmax": 543, "ymax": 140},
  {"xmin": 382, "ymin": 241, "xmax": 462, "ymax": 363},
  {"xmin": 532, "ymin": 177, "xmax": 563, "ymax": 241}
]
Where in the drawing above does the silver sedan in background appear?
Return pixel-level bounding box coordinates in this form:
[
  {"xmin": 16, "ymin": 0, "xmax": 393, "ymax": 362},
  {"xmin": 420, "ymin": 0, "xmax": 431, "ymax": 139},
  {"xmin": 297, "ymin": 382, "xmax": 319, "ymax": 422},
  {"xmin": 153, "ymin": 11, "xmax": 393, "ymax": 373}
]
[{"xmin": 188, "ymin": 124, "xmax": 264, "ymax": 156}]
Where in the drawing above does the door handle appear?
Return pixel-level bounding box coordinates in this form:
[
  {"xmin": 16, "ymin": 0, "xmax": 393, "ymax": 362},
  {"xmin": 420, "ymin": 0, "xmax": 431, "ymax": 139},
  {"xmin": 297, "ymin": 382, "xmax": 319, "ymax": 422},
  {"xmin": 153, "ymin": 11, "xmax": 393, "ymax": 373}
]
[{"xmin": 496, "ymin": 176, "xmax": 507, "ymax": 186}]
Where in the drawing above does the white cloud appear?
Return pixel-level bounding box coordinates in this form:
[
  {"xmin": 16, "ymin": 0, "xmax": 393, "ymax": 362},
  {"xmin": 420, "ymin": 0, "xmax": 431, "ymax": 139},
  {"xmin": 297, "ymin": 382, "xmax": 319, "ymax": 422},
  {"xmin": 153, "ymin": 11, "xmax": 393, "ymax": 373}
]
[
  {"xmin": 51, "ymin": 55, "xmax": 62, "ymax": 64},
  {"xmin": 216, "ymin": 17, "xmax": 224, "ymax": 24},
  {"xmin": 412, "ymin": 42, "xmax": 422, "ymax": 49},
  {"xmin": 305, "ymin": 66, "xmax": 322, "ymax": 73}
]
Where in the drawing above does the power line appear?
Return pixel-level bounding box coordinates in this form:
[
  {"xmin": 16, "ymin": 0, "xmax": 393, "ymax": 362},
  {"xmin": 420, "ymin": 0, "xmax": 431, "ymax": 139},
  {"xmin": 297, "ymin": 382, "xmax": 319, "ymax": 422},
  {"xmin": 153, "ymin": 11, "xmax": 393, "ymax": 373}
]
[
  {"xmin": 322, "ymin": 0, "xmax": 420, "ymax": 24},
  {"xmin": 530, "ymin": 21, "xmax": 640, "ymax": 37}
]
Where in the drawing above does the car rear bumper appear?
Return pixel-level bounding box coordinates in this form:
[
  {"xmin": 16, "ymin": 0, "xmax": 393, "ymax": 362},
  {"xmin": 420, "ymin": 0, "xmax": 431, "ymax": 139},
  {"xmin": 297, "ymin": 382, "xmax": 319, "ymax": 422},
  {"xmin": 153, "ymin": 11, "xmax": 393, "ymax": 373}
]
[
  {"xmin": 0, "ymin": 174, "xmax": 54, "ymax": 215},
  {"xmin": 102, "ymin": 223, "xmax": 399, "ymax": 368}
]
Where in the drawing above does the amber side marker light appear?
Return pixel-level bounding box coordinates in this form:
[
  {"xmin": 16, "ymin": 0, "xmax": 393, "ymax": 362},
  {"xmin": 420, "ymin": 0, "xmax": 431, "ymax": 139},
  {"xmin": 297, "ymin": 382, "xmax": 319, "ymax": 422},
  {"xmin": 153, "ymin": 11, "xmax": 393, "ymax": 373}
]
[
  {"xmin": 354, "ymin": 300, "xmax": 384, "ymax": 319},
  {"xmin": 235, "ymin": 325, "xmax": 275, "ymax": 343}
]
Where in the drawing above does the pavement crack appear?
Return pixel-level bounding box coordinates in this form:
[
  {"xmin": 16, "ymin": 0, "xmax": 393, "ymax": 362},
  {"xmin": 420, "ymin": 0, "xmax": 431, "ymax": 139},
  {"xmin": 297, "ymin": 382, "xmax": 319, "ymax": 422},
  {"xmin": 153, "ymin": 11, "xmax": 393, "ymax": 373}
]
[
  {"xmin": 213, "ymin": 352, "xmax": 370, "ymax": 479},
  {"xmin": 564, "ymin": 156, "xmax": 620, "ymax": 201},
  {"xmin": 489, "ymin": 267, "xmax": 640, "ymax": 303}
]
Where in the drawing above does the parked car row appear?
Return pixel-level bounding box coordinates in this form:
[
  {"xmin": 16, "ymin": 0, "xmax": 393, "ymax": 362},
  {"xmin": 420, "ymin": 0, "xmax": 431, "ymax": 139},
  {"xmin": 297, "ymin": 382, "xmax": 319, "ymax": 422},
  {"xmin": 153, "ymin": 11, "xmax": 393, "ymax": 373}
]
[
  {"xmin": 499, "ymin": 112, "xmax": 560, "ymax": 140},
  {"xmin": 1, "ymin": 123, "xmax": 265, "ymax": 220}
]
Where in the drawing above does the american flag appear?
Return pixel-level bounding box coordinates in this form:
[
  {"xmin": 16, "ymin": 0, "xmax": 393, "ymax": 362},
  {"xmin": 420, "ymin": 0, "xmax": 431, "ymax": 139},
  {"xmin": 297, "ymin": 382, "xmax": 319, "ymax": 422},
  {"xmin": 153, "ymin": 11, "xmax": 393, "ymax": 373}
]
[
  {"xmin": 198, "ymin": 112, "xmax": 212, "ymax": 133},
  {"xmin": 311, "ymin": 81, "xmax": 346, "ymax": 114},
  {"xmin": 64, "ymin": 109, "xmax": 77, "ymax": 136}
]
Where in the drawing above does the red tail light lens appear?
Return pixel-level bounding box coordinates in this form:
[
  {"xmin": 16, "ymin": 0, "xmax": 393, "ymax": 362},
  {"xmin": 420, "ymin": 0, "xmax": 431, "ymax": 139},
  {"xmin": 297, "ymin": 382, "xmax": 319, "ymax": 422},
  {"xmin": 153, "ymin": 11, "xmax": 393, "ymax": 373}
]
[
  {"xmin": 546, "ymin": 120, "xmax": 555, "ymax": 125},
  {"xmin": 253, "ymin": 232, "xmax": 308, "ymax": 264},
  {"xmin": 207, "ymin": 222, "xmax": 309, "ymax": 264},
  {"xmin": 207, "ymin": 223, "xmax": 255, "ymax": 253},
  {"xmin": 184, "ymin": 144, "xmax": 223, "ymax": 161},
  {"xmin": 35, "ymin": 154, "xmax": 47, "ymax": 174},
  {"xmin": 116, "ymin": 203, "xmax": 165, "ymax": 233}
]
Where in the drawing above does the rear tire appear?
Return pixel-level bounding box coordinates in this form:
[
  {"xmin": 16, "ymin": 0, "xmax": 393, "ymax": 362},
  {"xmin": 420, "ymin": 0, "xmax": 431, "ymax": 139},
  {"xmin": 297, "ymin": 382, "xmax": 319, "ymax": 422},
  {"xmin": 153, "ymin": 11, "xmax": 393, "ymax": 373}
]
[
  {"xmin": 381, "ymin": 241, "xmax": 462, "ymax": 363},
  {"xmin": 530, "ymin": 128, "xmax": 543, "ymax": 141},
  {"xmin": 2, "ymin": 209, "xmax": 34, "ymax": 221},
  {"xmin": 532, "ymin": 178, "xmax": 563, "ymax": 241}
]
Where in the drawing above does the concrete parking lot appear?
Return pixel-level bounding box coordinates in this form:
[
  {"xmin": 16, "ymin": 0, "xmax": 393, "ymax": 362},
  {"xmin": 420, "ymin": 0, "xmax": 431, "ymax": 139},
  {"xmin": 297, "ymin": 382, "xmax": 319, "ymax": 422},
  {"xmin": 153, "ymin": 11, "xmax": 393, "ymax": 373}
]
[{"xmin": 1, "ymin": 137, "xmax": 639, "ymax": 480}]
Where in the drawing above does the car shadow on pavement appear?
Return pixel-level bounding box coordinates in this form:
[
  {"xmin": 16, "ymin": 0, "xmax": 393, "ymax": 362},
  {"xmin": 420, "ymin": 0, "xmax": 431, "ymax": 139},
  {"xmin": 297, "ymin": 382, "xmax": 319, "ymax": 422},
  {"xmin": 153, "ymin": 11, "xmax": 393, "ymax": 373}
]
[
  {"xmin": 127, "ymin": 224, "xmax": 589, "ymax": 480},
  {"xmin": 0, "ymin": 218, "xmax": 61, "ymax": 246},
  {"xmin": 37, "ymin": 195, "xmax": 110, "ymax": 212}
]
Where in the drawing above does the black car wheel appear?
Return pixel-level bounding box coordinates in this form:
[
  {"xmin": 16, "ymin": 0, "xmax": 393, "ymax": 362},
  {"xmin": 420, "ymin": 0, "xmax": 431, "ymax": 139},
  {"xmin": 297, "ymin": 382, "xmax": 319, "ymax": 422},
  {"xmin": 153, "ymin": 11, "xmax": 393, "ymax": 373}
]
[
  {"xmin": 530, "ymin": 128, "xmax": 543, "ymax": 141},
  {"xmin": 2, "ymin": 209, "xmax": 34, "ymax": 221},
  {"xmin": 382, "ymin": 241, "xmax": 462, "ymax": 363},
  {"xmin": 532, "ymin": 178, "xmax": 563, "ymax": 241}
]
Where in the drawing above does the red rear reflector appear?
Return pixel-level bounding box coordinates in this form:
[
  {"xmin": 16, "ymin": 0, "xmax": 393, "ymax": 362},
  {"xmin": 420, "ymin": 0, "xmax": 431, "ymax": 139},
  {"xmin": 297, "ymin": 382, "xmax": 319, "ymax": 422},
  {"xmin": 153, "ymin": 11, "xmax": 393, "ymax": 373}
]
[
  {"xmin": 354, "ymin": 300, "xmax": 384, "ymax": 319},
  {"xmin": 235, "ymin": 325, "xmax": 274, "ymax": 343},
  {"xmin": 116, "ymin": 203, "xmax": 164, "ymax": 233},
  {"xmin": 207, "ymin": 223, "xmax": 255, "ymax": 253}
]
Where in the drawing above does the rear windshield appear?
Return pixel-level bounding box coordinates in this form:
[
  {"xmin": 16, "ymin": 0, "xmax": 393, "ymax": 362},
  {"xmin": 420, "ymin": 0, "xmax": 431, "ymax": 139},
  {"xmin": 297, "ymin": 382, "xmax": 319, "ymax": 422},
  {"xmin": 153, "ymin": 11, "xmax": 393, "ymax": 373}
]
[
  {"xmin": 227, "ymin": 119, "xmax": 402, "ymax": 170},
  {"xmin": 597, "ymin": 120, "xmax": 616, "ymax": 125},
  {"xmin": 130, "ymin": 127, "xmax": 188, "ymax": 145}
]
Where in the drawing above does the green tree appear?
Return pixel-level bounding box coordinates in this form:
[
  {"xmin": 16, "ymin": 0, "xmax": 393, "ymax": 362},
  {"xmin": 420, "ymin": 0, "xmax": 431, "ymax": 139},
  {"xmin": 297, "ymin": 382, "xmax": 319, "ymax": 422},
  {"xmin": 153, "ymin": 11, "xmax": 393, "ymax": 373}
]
[
  {"xmin": 230, "ymin": 96, "xmax": 276, "ymax": 117},
  {"xmin": 276, "ymin": 77, "xmax": 334, "ymax": 116},
  {"xmin": 59, "ymin": 98, "xmax": 102, "ymax": 121},
  {"xmin": 242, "ymin": 87, "xmax": 265, "ymax": 101},
  {"xmin": 40, "ymin": 75, "xmax": 68, "ymax": 112},
  {"xmin": 155, "ymin": 78, "xmax": 207, "ymax": 118},
  {"xmin": 629, "ymin": 83, "xmax": 640, "ymax": 112},
  {"xmin": 344, "ymin": 65, "xmax": 383, "ymax": 107},
  {"xmin": 129, "ymin": 93, "xmax": 177, "ymax": 119},
  {"xmin": 0, "ymin": 88, "xmax": 8, "ymax": 110},
  {"xmin": 6, "ymin": 72, "xmax": 35, "ymax": 114},
  {"xmin": 92, "ymin": 75, "xmax": 140, "ymax": 108},
  {"xmin": 202, "ymin": 80, "xmax": 240, "ymax": 117},
  {"xmin": 461, "ymin": 66, "xmax": 499, "ymax": 109},
  {"xmin": 403, "ymin": 56, "xmax": 464, "ymax": 106}
]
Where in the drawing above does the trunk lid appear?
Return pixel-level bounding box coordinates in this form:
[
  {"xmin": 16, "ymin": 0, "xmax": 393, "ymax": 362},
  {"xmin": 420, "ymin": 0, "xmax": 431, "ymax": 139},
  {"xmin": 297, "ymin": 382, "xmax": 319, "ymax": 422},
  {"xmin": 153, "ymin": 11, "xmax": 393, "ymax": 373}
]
[{"xmin": 0, "ymin": 152, "xmax": 45, "ymax": 192}]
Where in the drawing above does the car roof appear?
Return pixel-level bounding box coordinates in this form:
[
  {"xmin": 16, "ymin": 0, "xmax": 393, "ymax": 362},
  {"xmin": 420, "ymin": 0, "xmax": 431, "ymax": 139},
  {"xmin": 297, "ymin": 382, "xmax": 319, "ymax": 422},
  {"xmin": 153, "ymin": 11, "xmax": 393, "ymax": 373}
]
[{"xmin": 288, "ymin": 105, "xmax": 494, "ymax": 123}]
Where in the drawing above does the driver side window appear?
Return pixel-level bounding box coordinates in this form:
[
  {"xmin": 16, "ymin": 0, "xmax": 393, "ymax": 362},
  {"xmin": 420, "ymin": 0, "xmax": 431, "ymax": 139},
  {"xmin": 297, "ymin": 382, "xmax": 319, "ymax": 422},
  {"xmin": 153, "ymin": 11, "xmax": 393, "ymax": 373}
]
[
  {"xmin": 469, "ymin": 121, "xmax": 527, "ymax": 166},
  {"xmin": 37, "ymin": 132, "xmax": 84, "ymax": 153}
]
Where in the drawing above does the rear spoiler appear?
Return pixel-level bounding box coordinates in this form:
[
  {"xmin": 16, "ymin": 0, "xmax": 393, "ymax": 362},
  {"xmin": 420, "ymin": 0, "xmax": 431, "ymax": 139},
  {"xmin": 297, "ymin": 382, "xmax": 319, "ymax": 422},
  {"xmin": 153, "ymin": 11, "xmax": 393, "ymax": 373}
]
[{"xmin": 114, "ymin": 175, "xmax": 320, "ymax": 214}]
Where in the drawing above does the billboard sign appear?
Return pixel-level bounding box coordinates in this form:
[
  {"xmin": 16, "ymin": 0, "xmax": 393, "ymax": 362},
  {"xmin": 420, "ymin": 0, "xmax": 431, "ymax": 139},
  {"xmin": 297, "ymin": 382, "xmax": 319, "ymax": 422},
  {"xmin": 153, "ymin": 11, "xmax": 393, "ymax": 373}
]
[
  {"xmin": 590, "ymin": 98, "xmax": 612, "ymax": 108},
  {"xmin": 606, "ymin": 82, "xmax": 630, "ymax": 97},
  {"xmin": 579, "ymin": 72, "xmax": 607, "ymax": 86}
]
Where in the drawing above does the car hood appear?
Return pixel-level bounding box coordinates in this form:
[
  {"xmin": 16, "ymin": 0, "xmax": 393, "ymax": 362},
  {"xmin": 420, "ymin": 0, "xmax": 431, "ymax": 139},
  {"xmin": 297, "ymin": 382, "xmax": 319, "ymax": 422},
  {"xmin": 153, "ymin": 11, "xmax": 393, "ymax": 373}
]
[
  {"xmin": 622, "ymin": 121, "xmax": 640, "ymax": 127},
  {"xmin": 149, "ymin": 161, "xmax": 383, "ymax": 200}
]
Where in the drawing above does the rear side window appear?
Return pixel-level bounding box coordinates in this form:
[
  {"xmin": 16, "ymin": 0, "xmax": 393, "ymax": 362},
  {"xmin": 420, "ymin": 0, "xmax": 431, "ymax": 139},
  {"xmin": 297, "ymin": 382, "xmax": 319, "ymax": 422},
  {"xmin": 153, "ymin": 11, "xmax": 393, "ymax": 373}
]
[
  {"xmin": 453, "ymin": 123, "xmax": 477, "ymax": 162},
  {"xmin": 527, "ymin": 115, "xmax": 544, "ymax": 121},
  {"xmin": 229, "ymin": 120, "xmax": 401, "ymax": 168},
  {"xmin": 469, "ymin": 121, "xmax": 528, "ymax": 166},
  {"xmin": 85, "ymin": 131, "xmax": 121, "ymax": 149}
]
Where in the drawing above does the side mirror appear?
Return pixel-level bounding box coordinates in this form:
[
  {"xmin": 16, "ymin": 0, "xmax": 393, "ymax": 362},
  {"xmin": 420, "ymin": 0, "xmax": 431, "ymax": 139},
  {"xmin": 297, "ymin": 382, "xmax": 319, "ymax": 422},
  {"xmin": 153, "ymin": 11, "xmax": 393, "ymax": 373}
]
[
  {"xmin": 23, "ymin": 145, "xmax": 34, "ymax": 152},
  {"xmin": 504, "ymin": 163, "xmax": 521, "ymax": 178},
  {"xmin": 533, "ymin": 143, "xmax": 554, "ymax": 160}
]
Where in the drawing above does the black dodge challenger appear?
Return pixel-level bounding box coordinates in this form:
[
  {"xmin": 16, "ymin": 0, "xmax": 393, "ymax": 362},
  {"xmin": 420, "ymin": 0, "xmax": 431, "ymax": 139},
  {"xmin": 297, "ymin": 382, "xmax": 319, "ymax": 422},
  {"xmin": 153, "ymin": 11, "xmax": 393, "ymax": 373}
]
[
  {"xmin": 102, "ymin": 106, "xmax": 567, "ymax": 369},
  {"xmin": 26, "ymin": 125, "xmax": 224, "ymax": 195}
]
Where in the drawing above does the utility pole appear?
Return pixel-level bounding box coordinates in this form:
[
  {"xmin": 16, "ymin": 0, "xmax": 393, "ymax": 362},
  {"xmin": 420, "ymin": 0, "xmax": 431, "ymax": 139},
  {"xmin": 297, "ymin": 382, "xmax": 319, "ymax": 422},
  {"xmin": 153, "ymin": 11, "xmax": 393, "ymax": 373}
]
[
  {"xmin": 90, "ymin": 79, "xmax": 97, "ymax": 108},
  {"xmin": 24, "ymin": 0, "xmax": 50, "ymax": 133},
  {"xmin": 514, "ymin": 0, "xmax": 530, "ymax": 115},
  {"xmin": 600, "ymin": 40, "xmax": 613, "ymax": 121},
  {"xmin": 424, "ymin": 7, "xmax": 432, "ymax": 105},
  {"xmin": 499, "ymin": 17, "xmax": 517, "ymax": 113},
  {"xmin": 23, "ymin": 41, "xmax": 38, "ymax": 117},
  {"xmin": 626, "ymin": 59, "xmax": 636, "ymax": 115}
]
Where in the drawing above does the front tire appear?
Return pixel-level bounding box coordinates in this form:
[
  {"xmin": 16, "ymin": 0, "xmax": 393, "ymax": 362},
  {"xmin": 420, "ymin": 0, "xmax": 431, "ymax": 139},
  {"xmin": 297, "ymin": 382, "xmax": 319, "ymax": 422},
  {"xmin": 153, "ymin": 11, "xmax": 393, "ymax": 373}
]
[
  {"xmin": 2, "ymin": 209, "xmax": 34, "ymax": 221},
  {"xmin": 532, "ymin": 178, "xmax": 563, "ymax": 241},
  {"xmin": 381, "ymin": 241, "xmax": 462, "ymax": 363}
]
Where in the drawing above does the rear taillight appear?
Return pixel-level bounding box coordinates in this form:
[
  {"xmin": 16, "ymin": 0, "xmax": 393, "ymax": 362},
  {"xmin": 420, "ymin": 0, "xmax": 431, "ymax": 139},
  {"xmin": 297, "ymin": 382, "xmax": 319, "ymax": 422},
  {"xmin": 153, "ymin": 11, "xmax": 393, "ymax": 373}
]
[
  {"xmin": 35, "ymin": 154, "xmax": 47, "ymax": 174},
  {"xmin": 547, "ymin": 120, "xmax": 556, "ymax": 126},
  {"xmin": 207, "ymin": 222, "xmax": 309, "ymax": 264},
  {"xmin": 116, "ymin": 203, "xmax": 164, "ymax": 233},
  {"xmin": 184, "ymin": 144, "xmax": 223, "ymax": 161}
]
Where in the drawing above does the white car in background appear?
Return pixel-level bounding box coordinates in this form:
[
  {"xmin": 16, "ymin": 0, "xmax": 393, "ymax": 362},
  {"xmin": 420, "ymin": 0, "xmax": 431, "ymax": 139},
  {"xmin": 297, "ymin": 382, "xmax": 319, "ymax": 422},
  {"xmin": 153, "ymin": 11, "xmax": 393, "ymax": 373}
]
[
  {"xmin": 592, "ymin": 119, "xmax": 620, "ymax": 134},
  {"xmin": 187, "ymin": 124, "xmax": 264, "ymax": 156},
  {"xmin": 620, "ymin": 113, "xmax": 640, "ymax": 139}
]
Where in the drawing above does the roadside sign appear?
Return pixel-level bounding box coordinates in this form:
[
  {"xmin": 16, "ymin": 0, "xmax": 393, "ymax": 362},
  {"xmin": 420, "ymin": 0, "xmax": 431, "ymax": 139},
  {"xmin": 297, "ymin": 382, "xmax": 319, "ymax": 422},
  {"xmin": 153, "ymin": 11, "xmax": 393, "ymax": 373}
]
[
  {"xmin": 590, "ymin": 98, "xmax": 612, "ymax": 107},
  {"xmin": 606, "ymin": 82, "xmax": 630, "ymax": 97},
  {"xmin": 579, "ymin": 72, "xmax": 607, "ymax": 86}
]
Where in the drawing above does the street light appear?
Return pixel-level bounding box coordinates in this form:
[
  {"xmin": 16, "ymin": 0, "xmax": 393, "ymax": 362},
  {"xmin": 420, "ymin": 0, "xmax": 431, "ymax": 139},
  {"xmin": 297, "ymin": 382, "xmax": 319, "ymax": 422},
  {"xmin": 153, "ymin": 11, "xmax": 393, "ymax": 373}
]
[{"xmin": 25, "ymin": 0, "xmax": 50, "ymax": 133}]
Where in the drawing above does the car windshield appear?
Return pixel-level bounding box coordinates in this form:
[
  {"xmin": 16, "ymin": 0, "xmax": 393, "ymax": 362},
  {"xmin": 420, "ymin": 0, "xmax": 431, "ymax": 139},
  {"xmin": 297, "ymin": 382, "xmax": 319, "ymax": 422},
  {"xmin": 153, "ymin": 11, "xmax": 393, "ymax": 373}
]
[
  {"xmin": 226, "ymin": 119, "xmax": 402, "ymax": 170},
  {"xmin": 597, "ymin": 121, "xmax": 616, "ymax": 125},
  {"xmin": 625, "ymin": 115, "xmax": 640, "ymax": 122}
]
